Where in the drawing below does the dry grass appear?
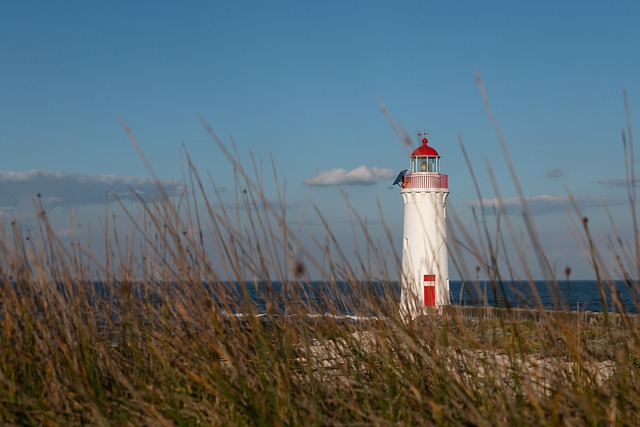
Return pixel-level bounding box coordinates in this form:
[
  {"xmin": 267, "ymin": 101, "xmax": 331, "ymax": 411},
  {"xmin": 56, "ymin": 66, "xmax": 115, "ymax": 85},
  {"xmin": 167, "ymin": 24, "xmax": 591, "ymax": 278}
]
[{"xmin": 0, "ymin": 108, "xmax": 639, "ymax": 425}]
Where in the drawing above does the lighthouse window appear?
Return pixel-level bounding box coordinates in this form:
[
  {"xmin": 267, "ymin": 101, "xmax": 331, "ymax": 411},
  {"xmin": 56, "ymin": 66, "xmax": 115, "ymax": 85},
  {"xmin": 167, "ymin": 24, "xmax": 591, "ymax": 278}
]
[
  {"xmin": 411, "ymin": 156, "xmax": 440, "ymax": 173},
  {"xmin": 428, "ymin": 158, "xmax": 438, "ymax": 173},
  {"xmin": 410, "ymin": 157, "xmax": 419, "ymax": 173}
]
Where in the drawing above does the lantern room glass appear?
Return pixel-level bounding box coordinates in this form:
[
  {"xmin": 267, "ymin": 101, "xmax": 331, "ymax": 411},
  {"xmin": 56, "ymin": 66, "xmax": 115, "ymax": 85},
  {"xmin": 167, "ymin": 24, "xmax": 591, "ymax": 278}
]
[
  {"xmin": 410, "ymin": 156, "xmax": 439, "ymax": 173},
  {"xmin": 428, "ymin": 157, "xmax": 439, "ymax": 173}
]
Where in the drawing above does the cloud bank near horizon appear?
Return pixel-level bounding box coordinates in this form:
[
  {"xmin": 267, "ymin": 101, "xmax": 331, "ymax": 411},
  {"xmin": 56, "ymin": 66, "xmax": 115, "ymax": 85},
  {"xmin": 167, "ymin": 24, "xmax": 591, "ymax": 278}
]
[
  {"xmin": 0, "ymin": 169, "xmax": 181, "ymax": 212},
  {"xmin": 466, "ymin": 194, "xmax": 624, "ymax": 215},
  {"xmin": 304, "ymin": 165, "xmax": 395, "ymax": 187},
  {"xmin": 595, "ymin": 177, "xmax": 640, "ymax": 187}
]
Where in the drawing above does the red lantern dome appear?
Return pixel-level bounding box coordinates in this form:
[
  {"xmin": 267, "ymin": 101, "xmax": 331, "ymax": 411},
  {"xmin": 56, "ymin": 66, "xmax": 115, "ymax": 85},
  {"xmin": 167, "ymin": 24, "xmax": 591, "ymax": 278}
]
[{"xmin": 411, "ymin": 137, "xmax": 439, "ymax": 157}]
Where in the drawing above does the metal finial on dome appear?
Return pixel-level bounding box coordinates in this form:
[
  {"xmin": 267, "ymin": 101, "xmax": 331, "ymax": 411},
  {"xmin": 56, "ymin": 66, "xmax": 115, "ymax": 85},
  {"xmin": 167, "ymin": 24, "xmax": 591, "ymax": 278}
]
[
  {"xmin": 418, "ymin": 131, "xmax": 429, "ymax": 145},
  {"xmin": 411, "ymin": 131, "xmax": 438, "ymax": 157}
]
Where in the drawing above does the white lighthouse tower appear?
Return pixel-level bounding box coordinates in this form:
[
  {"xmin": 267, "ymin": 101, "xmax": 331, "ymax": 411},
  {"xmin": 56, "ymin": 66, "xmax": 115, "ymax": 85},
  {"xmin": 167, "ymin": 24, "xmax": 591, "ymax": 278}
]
[{"xmin": 395, "ymin": 132, "xmax": 450, "ymax": 318}]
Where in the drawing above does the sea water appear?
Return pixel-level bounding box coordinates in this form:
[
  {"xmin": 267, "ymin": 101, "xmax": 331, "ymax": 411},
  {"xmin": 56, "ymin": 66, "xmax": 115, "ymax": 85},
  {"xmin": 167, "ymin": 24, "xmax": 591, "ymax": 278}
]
[
  {"xmin": 449, "ymin": 280, "xmax": 639, "ymax": 313},
  {"xmin": 221, "ymin": 279, "xmax": 640, "ymax": 316},
  {"xmin": 14, "ymin": 279, "xmax": 633, "ymax": 319}
]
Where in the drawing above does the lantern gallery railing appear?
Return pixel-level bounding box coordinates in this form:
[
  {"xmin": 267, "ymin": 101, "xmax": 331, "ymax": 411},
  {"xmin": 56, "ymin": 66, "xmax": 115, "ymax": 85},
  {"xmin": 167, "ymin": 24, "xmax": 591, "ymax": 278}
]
[{"xmin": 401, "ymin": 173, "xmax": 448, "ymax": 189}]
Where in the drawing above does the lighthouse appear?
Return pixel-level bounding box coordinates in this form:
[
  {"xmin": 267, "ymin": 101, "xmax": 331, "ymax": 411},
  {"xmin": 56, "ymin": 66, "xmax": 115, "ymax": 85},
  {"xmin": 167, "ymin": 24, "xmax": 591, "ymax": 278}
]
[{"xmin": 394, "ymin": 132, "xmax": 450, "ymax": 318}]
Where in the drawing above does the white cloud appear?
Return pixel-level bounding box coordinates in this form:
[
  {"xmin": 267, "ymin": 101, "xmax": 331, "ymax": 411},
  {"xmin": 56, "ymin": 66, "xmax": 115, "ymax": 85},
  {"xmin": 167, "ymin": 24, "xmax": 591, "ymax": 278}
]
[
  {"xmin": 304, "ymin": 165, "xmax": 395, "ymax": 187},
  {"xmin": 595, "ymin": 177, "xmax": 640, "ymax": 187},
  {"xmin": 467, "ymin": 194, "xmax": 624, "ymax": 215},
  {"xmin": 0, "ymin": 169, "xmax": 181, "ymax": 211}
]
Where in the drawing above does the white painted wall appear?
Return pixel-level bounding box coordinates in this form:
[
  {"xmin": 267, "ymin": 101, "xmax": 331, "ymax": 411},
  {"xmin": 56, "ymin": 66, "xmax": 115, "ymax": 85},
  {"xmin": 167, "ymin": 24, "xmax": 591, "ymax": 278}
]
[{"xmin": 400, "ymin": 179, "xmax": 449, "ymax": 319}]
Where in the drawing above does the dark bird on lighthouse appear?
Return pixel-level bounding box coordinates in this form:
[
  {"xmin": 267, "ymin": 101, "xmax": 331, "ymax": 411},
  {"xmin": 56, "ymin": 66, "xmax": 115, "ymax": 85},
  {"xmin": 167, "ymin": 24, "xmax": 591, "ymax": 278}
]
[{"xmin": 393, "ymin": 169, "xmax": 408, "ymax": 186}]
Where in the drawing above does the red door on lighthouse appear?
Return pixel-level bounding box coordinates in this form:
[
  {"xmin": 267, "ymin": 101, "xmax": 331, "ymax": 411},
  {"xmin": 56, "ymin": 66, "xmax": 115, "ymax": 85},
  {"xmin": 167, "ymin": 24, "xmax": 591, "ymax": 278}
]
[{"xmin": 424, "ymin": 275, "xmax": 436, "ymax": 306}]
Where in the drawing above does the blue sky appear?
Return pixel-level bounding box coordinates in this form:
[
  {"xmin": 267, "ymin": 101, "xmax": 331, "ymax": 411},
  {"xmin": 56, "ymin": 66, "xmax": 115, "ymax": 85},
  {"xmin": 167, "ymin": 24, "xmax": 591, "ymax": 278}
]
[{"xmin": 2, "ymin": 1, "xmax": 640, "ymax": 280}]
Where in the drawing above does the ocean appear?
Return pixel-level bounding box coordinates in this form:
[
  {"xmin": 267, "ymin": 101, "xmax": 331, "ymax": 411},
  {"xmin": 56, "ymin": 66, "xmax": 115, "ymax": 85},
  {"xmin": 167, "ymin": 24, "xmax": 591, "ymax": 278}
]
[
  {"xmin": 215, "ymin": 279, "xmax": 640, "ymax": 317},
  {"xmin": 449, "ymin": 280, "xmax": 639, "ymax": 313},
  {"xmin": 17, "ymin": 279, "xmax": 634, "ymax": 320}
]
